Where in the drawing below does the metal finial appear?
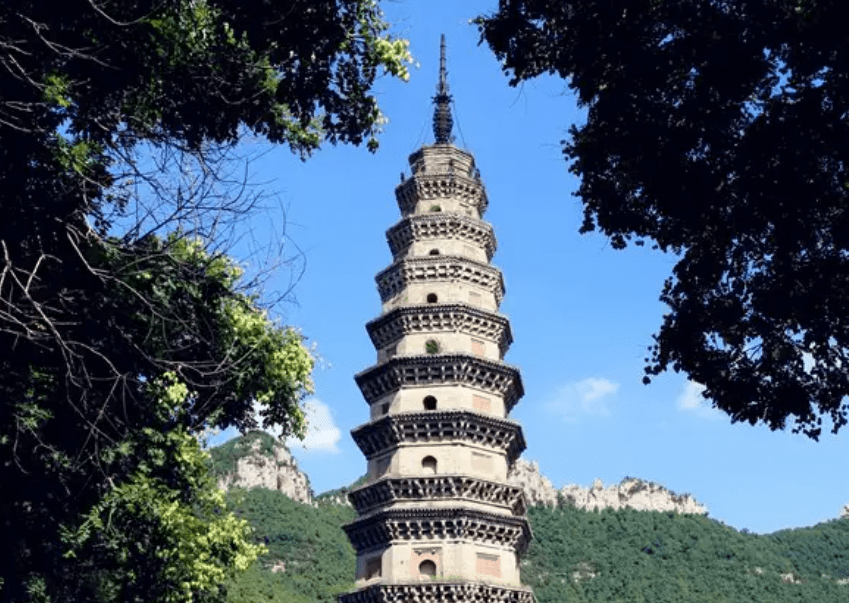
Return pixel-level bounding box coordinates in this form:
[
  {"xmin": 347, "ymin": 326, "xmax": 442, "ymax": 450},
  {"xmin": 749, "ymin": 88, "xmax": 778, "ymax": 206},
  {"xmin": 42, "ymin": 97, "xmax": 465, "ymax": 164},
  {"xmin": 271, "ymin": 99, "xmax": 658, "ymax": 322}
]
[
  {"xmin": 432, "ymin": 34, "xmax": 453, "ymax": 144},
  {"xmin": 437, "ymin": 34, "xmax": 449, "ymax": 96}
]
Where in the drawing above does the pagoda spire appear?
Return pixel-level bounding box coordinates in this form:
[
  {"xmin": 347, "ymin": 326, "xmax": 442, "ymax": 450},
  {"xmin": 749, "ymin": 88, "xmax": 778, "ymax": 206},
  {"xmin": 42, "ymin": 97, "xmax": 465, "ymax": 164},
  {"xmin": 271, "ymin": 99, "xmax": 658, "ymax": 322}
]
[{"xmin": 432, "ymin": 34, "xmax": 453, "ymax": 144}]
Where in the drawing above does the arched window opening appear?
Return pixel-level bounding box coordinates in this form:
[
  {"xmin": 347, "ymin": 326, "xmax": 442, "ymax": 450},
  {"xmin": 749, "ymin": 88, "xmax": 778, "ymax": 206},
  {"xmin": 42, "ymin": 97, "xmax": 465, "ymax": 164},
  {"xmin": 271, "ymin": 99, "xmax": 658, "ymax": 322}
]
[
  {"xmin": 426, "ymin": 293, "xmax": 438, "ymax": 304},
  {"xmin": 423, "ymin": 396, "xmax": 437, "ymax": 411},
  {"xmin": 419, "ymin": 560, "xmax": 437, "ymax": 577},
  {"xmin": 366, "ymin": 557, "xmax": 382, "ymax": 580},
  {"xmin": 421, "ymin": 456, "xmax": 437, "ymax": 474},
  {"xmin": 429, "ymin": 249, "xmax": 440, "ymax": 256}
]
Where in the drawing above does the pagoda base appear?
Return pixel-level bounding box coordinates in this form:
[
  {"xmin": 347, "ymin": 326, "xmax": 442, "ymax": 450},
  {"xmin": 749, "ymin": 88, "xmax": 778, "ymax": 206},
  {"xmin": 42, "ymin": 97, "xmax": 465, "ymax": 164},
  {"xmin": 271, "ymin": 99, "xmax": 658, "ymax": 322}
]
[{"xmin": 338, "ymin": 581, "xmax": 535, "ymax": 603}]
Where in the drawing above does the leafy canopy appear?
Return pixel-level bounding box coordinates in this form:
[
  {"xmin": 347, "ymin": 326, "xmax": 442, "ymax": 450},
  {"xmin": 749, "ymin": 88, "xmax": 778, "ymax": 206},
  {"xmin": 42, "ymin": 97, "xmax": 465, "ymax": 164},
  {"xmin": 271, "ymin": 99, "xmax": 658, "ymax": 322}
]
[
  {"xmin": 0, "ymin": 0, "xmax": 410, "ymax": 601},
  {"xmin": 479, "ymin": 0, "xmax": 849, "ymax": 438}
]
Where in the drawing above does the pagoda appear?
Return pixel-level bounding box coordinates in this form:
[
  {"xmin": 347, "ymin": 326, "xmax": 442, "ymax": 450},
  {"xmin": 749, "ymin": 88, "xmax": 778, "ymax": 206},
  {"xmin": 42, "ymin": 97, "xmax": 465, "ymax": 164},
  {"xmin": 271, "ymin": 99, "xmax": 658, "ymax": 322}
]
[{"xmin": 339, "ymin": 37, "xmax": 535, "ymax": 603}]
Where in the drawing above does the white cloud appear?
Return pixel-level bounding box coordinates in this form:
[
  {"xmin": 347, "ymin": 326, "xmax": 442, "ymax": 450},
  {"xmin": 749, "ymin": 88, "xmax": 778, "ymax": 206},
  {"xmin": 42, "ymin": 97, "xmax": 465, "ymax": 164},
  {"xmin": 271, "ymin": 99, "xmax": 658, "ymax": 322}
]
[
  {"xmin": 575, "ymin": 377, "xmax": 620, "ymax": 403},
  {"xmin": 546, "ymin": 377, "xmax": 620, "ymax": 422},
  {"xmin": 285, "ymin": 398, "xmax": 342, "ymax": 453},
  {"xmin": 254, "ymin": 397, "xmax": 342, "ymax": 453},
  {"xmin": 677, "ymin": 381, "xmax": 721, "ymax": 419},
  {"xmin": 678, "ymin": 380, "xmax": 706, "ymax": 410}
]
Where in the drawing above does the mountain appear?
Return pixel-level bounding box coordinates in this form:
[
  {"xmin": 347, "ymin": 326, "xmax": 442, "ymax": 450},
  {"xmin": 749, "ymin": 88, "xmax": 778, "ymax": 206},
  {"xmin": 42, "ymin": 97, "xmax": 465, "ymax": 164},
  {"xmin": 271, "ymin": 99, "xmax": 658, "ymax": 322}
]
[
  {"xmin": 210, "ymin": 431, "xmax": 313, "ymax": 505},
  {"xmin": 509, "ymin": 459, "xmax": 708, "ymax": 515},
  {"xmin": 525, "ymin": 505, "xmax": 849, "ymax": 602},
  {"xmin": 210, "ymin": 434, "xmax": 849, "ymax": 603}
]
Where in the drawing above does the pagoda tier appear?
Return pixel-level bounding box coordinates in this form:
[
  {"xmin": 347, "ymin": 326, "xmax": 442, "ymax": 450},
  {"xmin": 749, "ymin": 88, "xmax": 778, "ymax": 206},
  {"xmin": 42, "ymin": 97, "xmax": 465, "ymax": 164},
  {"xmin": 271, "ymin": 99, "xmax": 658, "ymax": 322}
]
[
  {"xmin": 351, "ymin": 410, "xmax": 526, "ymax": 464},
  {"xmin": 340, "ymin": 36, "xmax": 534, "ymax": 603},
  {"xmin": 376, "ymin": 254, "xmax": 505, "ymax": 307},
  {"xmin": 348, "ymin": 475, "xmax": 527, "ymax": 517},
  {"xmin": 366, "ymin": 304, "xmax": 513, "ymax": 358},
  {"xmin": 395, "ymin": 167, "xmax": 489, "ymax": 218},
  {"xmin": 354, "ymin": 354, "xmax": 524, "ymax": 414},
  {"xmin": 386, "ymin": 214, "xmax": 497, "ymax": 262},
  {"xmin": 395, "ymin": 144, "xmax": 489, "ymax": 217},
  {"xmin": 344, "ymin": 507, "xmax": 531, "ymax": 555}
]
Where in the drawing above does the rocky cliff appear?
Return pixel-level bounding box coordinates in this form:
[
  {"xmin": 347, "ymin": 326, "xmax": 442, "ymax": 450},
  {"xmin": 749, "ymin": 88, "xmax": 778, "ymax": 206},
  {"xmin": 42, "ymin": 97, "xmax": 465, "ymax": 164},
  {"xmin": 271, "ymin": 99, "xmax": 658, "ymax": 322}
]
[
  {"xmin": 212, "ymin": 436, "xmax": 847, "ymax": 524},
  {"xmin": 212, "ymin": 432, "xmax": 313, "ymax": 505},
  {"xmin": 508, "ymin": 458, "xmax": 708, "ymax": 515},
  {"xmin": 507, "ymin": 458, "xmax": 560, "ymax": 507}
]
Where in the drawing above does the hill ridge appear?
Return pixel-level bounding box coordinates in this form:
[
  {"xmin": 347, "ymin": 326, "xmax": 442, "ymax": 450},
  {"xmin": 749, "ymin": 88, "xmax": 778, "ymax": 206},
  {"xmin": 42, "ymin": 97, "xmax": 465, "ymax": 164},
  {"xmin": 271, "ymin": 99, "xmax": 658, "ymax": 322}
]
[{"xmin": 210, "ymin": 433, "xmax": 849, "ymax": 603}]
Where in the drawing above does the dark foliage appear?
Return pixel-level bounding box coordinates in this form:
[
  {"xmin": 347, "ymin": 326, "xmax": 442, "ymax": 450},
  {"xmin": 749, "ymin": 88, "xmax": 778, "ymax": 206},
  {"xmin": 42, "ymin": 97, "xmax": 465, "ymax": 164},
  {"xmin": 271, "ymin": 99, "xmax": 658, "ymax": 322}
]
[
  {"xmin": 0, "ymin": 1, "xmax": 407, "ymax": 600},
  {"xmin": 478, "ymin": 0, "xmax": 849, "ymax": 438},
  {"xmin": 768, "ymin": 518, "xmax": 849, "ymax": 581}
]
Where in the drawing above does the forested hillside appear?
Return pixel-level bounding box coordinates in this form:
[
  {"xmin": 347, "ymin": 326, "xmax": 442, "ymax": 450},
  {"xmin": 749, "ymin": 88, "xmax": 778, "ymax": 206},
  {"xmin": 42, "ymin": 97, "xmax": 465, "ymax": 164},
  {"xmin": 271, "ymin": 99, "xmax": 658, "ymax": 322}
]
[
  {"xmin": 524, "ymin": 505, "xmax": 849, "ymax": 602},
  {"xmin": 216, "ymin": 480, "xmax": 849, "ymax": 603},
  {"xmin": 222, "ymin": 489, "xmax": 357, "ymax": 603}
]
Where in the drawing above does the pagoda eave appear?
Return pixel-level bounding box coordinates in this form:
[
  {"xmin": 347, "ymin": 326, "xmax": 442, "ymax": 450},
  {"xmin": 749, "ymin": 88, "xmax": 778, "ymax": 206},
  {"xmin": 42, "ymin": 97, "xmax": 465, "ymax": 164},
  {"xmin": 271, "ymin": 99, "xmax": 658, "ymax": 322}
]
[
  {"xmin": 354, "ymin": 354, "xmax": 524, "ymax": 412},
  {"xmin": 348, "ymin": 475, "xmax": 527, "ymax": 517},
  {"xmin": 386, "ymin": 213, "xmax": 497, "ymax": 261},
  {"xmin": 376, "ymin": 255, "xmax": 505, "ymax": 304},
  {"xmin": 395, "ymin": 173, "xmax": 489, "ymax": 217},
  {"xmin": 339, "ymin": 582, "xmax": 536, "ymax": 603},
  {"xmin": 350, "ymin": 410, "xmax": 527, "ymax": 463},
  {"xmin": 343, "ymin": 506, "xmax": 532, "ymax": 555},
  {"xmin": 365, "ymin": 303, "xmax": 513, "ymax": 356}
]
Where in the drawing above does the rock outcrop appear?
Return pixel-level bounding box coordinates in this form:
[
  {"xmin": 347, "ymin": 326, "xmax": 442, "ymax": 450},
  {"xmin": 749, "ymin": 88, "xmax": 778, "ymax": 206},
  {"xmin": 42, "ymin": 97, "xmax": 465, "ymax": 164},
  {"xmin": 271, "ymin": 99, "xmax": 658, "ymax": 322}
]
[
  {"xmin": 508, "ymin": 459, "xmax": 559, "ymax": 507},
  {"xmin": 317, "ymin": 491, "xmax": 354, "ymax": 507},
  {"xmin": 561, "ymin": 477, "xmax": 708, "ymax": 514},
  {"xmin": 216, "ymin": 435, "xmax": 312, "ymax": 505},
  {"xmin": 212, "ymin": 437, "xmax": 709, "ymax": 515},
  {"xmin": 841, "ymin": 503, "xmax": 849, "ymax": 519},
  {"xmin": 508, "ymin": 458, "xmax": 708, "ymax": 515}
]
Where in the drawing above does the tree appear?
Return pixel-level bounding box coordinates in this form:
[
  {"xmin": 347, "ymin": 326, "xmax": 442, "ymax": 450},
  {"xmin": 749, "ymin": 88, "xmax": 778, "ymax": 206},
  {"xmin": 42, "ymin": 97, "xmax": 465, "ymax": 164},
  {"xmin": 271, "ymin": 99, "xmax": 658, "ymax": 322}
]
[
  {"xmin": 478, "ymin": 0, "xmax": 849, "ymax": 438},
  {"xmin": 0, "ymin": 1, "xmax": 410, "ymax": 601}
]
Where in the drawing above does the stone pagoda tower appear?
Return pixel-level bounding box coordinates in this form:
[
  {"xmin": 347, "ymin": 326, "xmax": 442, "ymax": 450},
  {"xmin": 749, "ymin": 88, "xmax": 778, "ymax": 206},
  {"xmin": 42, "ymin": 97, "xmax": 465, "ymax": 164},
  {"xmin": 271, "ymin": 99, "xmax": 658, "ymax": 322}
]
[{"xmin": 339, "ymin": 37, "xmax": 535, "ymax": 603}]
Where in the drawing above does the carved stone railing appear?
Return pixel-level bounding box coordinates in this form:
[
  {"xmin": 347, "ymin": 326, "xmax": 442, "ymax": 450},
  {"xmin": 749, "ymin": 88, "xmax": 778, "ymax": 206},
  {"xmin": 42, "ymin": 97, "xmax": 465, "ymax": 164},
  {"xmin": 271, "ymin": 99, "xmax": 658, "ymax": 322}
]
[
  {"xmin": 366, "ymin": 304, "xmax": 512, "ymax": 357},
  {"xmin": 338, "ymin": 582, "xmax": 536, "ymax": 603},
  {"xmin": 351, "ymin": 411, "xmax": 526, "ymax": 463},
  {"xmin": 375, "ymin": 256, "xmax": 504, "ymax": 305},
  {"xmin": 354, "ymin": 354, "xmax": 524, "ymax": 412},
  {"xmin": 386, "ymin": 214, "xmax": 497, "ymax": 260},
  {"xmin": 348, "ymin": 475, "xmax": 526, "ymax": 516},
  {"xmin": 343, "ymin": 507, "xmax": 532, "ymax": 554}
]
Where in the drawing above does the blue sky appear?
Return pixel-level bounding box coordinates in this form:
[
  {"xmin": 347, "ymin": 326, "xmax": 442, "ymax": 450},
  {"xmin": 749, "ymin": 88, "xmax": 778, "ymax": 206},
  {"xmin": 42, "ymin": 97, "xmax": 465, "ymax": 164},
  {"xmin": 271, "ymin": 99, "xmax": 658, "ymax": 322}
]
[{"xmin": 211, "ymin": 0, "xmax": 849, "ymax": 535}]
